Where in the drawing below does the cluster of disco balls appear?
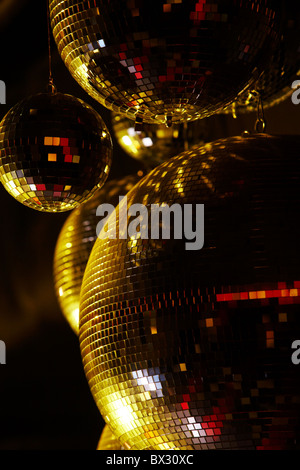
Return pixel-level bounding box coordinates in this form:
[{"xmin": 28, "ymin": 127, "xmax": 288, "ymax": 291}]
[
  {"xmin": 1, "ymin": 0, "xmax": 299, "ymax": 451},
  {"xmin": 0, "ymin": 0, "xmax": 297, "ymax": 212}
]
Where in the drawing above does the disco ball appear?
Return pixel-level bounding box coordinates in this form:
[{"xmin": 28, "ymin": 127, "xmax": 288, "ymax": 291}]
[
  {"xmin": 49, "ymin": 0, "xmax": 279, "ymax": 125},
  {"xmin": 111, "ymin": 113, "xmax": 208, "ymax": 169},
  {"xmin": 97, "ymin": 425, "xmax": 127, "ymax": 451},
  {"xmin": 80, "ymin": 134, "xmax": 300, "ymax": 450},
  {"xmin": 0, "ymin": 92, "xmax": 112, "ymax": 212},
  {"xmin": 223, "ymin": 2, "xmax": 300, "ymax": 115},
  {"xmin": 54, "ymin": 174, "xmax": 142, "ymax": 334}
]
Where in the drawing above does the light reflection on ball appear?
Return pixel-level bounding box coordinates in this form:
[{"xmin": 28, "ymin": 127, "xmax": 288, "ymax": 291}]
[{"xmin": 80, "ymin": 134, "xmax": 300, "ymax": 450}]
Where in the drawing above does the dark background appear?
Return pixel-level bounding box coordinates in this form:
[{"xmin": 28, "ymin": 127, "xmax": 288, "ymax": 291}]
[{"xmin": 0, "ymin": 0, "xmax": 299, "ymax": 450}]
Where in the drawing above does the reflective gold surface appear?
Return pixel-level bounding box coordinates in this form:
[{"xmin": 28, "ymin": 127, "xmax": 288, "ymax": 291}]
[
  {"xmin": 0, "ymin": 92, "xmax": 112, "ymax": 212},
  {"xmin": 111, "ymin": 113, "xmax": 207, "ymax": 169},
  {"xmin": 54, "ymin": 175, "xmax": 141, "ymax": 334},
  {"xmin": 97, "ymin": 425, "xmax": 127, "ymax": 451},
  {"xmin": 50, "ymin": 0, "xmax": 278, "ymax": 125},
  {"xmin": 223, "ymin": 3, "xmax": 300, "ymax": 114},
  {"xmin": 80, "ymin": 134, "xmax": 300, "ymax": 450}
]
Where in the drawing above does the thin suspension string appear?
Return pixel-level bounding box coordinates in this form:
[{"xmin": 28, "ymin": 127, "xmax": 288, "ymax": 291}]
[{"xmin": 47, "ymin": 0, "xmax": 56, "ymax": 92}]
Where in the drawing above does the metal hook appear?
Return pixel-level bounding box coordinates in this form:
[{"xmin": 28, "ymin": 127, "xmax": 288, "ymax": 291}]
[
  {"xmin": 255, "ymin": 94, "xmax": 266, "ymax": 134},
  {"xmin": 166, "ymin": 115, "xmax": 172, "ymax": 128}
]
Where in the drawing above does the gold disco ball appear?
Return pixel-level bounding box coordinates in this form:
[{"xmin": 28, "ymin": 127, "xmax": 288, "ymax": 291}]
[
  {"xmin": 80, "ymin": 134, "xmax": 300, "ymax": 450},
  {"xmin": 53, "ymin": 174, "xmax": 142, "ymax": 334},
  {"xmin": 111, "ymin": 113, "xmax": 209, "ymax": 169},
  {"xmin": 0, "ymin": 91, "xmax": 112, "ymax": 212},
  {"xmin": 49, "ymin": 0, "xmax": 279, "ymax": 125},
  {"xmin": 223, "ymin": 2, "xmax": 300, "ymax": 115},
  {"xmin": 97, "ymin": 425, "xmax": 127, "ymax": 451}
]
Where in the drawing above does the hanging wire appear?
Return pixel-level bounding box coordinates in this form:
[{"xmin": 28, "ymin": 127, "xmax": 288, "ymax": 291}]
[
  {"xmin": 46, "ymin": 0, "xmax": 56, "ymax": 93},
  {"xmin": 255, "ymin": 92, "xmax": 266, "ymax": 133}
]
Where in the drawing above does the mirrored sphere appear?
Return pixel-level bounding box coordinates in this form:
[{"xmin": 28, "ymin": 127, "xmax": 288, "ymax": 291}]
[
  {"xmin": 0, "ymin": 92, "xmax": 112, "ymax": 212},
  {"xmin": 50, "ymin": 0, "xmax": 279, "ymax": 125},
  {"xmin": 80, "ymin": 134, "xmax": 300, "ymax": 450}
]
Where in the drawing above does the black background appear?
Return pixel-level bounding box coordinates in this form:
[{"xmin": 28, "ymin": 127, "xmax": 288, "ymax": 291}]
[{"xmin": 0, "ymin": 0, "xmax": 299, "ymax": 450}]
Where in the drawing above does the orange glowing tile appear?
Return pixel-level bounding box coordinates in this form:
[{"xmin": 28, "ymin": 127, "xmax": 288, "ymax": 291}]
[
  {"xmin": 44, "ymin": 136, "xmax": 53, "ymax": 145},
  {"xmin": 257, "ymin": 291, "xmax": 266, "ymax": 299},
  {"xmin": 32, "ymin": 197, "xmax": 41, "ymax": 205},
  {"xmin": 281, "ymin": 289, "xmax": 290, "ymax": 297}
]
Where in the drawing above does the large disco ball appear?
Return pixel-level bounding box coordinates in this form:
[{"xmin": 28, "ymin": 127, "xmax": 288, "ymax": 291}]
[
  {"xmin": 80, "ymin": 134, "xmax": 300, "ymax": 450},
  {"xmin": 0, "ymin": 92, "xmax": 112, "ymax": 212},
  {"xmin": 54, "ymin": 174, "xmax": 141, "ymax": 334},
  {"xmin": 223, "ymin": 2, "xmax": 300, "ymax": 115},
  {"xmin": 49, "ymin": 0, "xmax": 279, "ymax": 125},
  {"xmin": 111, "ymin": 113, "xmax": 208, "ymax": 169}
]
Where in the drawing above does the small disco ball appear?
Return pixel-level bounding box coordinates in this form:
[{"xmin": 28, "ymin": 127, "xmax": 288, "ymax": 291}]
[
  {"xmin": 223, "ymin": 2, "xmax": 300, "ymax": 115},
  {"xmin": 97, "ymin": 425, "xmax": 127, "ymax": 451},
  {"xmin": 0, "ymin": 91, "xmax": 112, "ymax": 212},
  {"xmin": 80, "ymin": 134, "xmax": 300, "ymax": 450},
  {"xmin": 53, "ymin": 174, "xmax": 142, "ymax": 334},
  {"xmin": 111, "ymin": 113, "xmax": 207, "ymax": 169},
  {"xmin": 50, "ymin": 0, "xmax": 279, "ymax": 125}
]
